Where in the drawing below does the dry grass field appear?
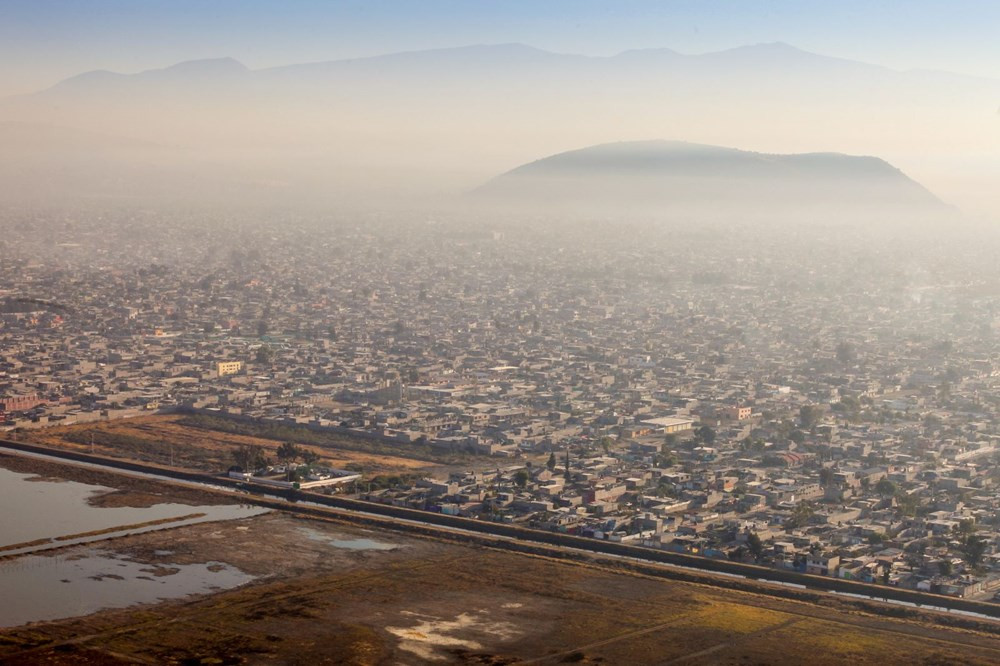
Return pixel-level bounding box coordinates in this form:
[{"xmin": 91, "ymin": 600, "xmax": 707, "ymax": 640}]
[
  {"xmin": 4, "ymin": 448, "xmax": 1000, "ymax": 665},
  {"xmin": 5, "ymin": 519, "xmax": 1000, "ymax": 665},
  {"xmin": 2, "ymin": 507, "xmax": 1000, "ymax": 664},
  {"xmin": 21, "ymin": 413, "xmax": 447, "ymax": 476}
]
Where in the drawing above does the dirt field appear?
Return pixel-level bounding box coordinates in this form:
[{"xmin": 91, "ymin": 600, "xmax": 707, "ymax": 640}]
[
  {"xmin": 3, "ymin": 452, "xmax": 1000, "ymax": 664},
  {"xmin": 3, "ymin": 511, "xmax": 1000, "ymax": 665},
  {"xmin": 20, "ymin": 413, "xmax": 448, "ymax": 476}
]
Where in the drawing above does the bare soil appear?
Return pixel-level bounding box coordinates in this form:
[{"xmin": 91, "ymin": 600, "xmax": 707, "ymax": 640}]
[
  {"xmin": 2, "ymin": 454, "xmax": 1000, "ymax": 665},
  {"xmin": 21, "ymin": 413, "xmax": 447, "ymax": 476},
  {"xmin": 0, "ymin": 515, "xmax": 998, "ymax": 664}
]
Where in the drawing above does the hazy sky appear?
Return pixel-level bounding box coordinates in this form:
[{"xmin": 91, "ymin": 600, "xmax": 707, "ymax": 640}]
[{"xmin": 3, "ymin": 0, "xmax": 1000, "ymax": 96}]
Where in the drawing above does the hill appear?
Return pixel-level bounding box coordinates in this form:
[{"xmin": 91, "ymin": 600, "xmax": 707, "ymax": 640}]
[
  {"xmin": 0, "ymin": 44, "xmax": 996, "ymax": 211},
  {"xmin": 474, "ymin": 140, "xmax": 946, "ymax": 219}
]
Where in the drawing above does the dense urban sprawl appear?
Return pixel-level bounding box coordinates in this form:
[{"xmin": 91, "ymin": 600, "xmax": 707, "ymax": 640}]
[{"xmin": 4, "ymin": 209, "xmax": 1000, "ymax": 600}]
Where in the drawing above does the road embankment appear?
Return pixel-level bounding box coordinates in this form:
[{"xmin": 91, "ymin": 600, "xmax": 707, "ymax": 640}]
[{"xmin": 3, "ymin": 436, "xmax": 1000, "ymax": 625}]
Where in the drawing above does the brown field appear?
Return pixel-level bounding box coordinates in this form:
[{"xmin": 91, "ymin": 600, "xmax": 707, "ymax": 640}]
[
  {"xmin": 21, "ymin": 413, "xmax": 445, "ymax": 476},
  {"xmin": 2, "ymin": 453, "xmax": 1000, "ymax": 665},
  {"xmin": 3, "ymin": 511, "xmax": 1000, "ymax": 665}
]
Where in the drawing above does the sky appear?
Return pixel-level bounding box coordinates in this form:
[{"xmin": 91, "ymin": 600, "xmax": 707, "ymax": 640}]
[{"xmin": 2, "ymin": 0, "xmax": 1000, "ymax": 97}]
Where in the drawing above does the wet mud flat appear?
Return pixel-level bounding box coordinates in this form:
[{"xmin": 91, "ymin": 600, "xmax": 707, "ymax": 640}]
[
  {"xmin": 0, "ymin": 511, "xmax": 451, "ymax": 663},
  {"xmin": 2, "ymin": 508, "xmax": 1000, "ymax": 665},
  {"xmin": 3, "ymin": 452, "xmax": 1000, "ymax": 664},
  {"xmin": 0, "ymin": 511, "xmax": 428, "ymax": 629},
  {"xmin": 0, "ymin": 457, "xmax": 266, "ymax": 558},
  {"xmin": 0, "ymin": 548, "xmax": 255, "ymax": 628}
]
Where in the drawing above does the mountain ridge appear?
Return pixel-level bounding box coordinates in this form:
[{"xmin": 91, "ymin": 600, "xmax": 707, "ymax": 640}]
[
  {"xmin": 0, "ymin": 43, "xmax": 995, "ymax": 215},
  {"xmin": 19, "ymin": 41, "xmax": 986, "ymax": 98}
]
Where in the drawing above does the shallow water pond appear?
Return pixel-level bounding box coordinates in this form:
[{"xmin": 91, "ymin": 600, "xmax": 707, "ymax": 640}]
[
  {"xmin": 0, "ymin": 466, "xmax": 266, "ymax": 555},
  {"xmin": 0, "ymin": 549, "xmax": 255, "ymax": 627},
  {"xmin": 296, "ymin": 525, "xmax": 398, "ymax": 550}
]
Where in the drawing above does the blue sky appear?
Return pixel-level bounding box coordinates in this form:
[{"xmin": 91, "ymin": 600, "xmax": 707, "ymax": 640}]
[{"xmin": 2, "ymin": 0, "xmax": 1000, "ymax": 95}]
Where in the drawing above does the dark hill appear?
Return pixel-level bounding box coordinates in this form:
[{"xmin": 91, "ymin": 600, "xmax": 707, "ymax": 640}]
[{"xmin": 475, "ymin": 141, "xmax": 945, "ymax": 218}]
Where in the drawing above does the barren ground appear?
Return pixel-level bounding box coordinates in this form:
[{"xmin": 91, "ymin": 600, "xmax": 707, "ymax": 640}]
[
  {"xmin": 20, "ymin": 413, "xmax": 449, "ymax": 476},
  {"xmin": 2, "ymin": 454, "xmax": 1000, "ymax": 665}
]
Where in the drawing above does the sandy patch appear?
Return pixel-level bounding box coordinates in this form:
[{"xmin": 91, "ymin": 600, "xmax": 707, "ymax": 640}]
[{"xmin": 387, "ymin": 609, "xmax": 520, "ymax": 662}]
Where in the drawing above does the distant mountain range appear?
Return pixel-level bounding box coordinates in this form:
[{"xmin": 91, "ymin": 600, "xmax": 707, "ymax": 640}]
[
  {"xmin": 0, "ymin": 43, "xmax": 996, "ymax": 210},
  {"xmin": 475, "ymin": 141, "xmax": 946, "ymax": 218}
]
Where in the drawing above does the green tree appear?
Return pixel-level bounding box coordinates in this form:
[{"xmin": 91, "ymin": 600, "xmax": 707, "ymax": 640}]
[
  {"xmin": 514, "ymin": 469, "xmax": 529, "ymax": 488},
  {"xmin": 819, "ymin": 467, "xmax": 834, "ymax": 487},
  {"xmin": 895, "ymin": 492, "xmax": 918, "ymax": 517},
  {"xmin": 695, "ymin": 425, "xmax": 716, "ymax": 445},
  {"xmin": 231, "ymin": 444, "xmax": 265, "ymax": 473},
  {"xmin": 786, "ymin": 501, "xmax": 815, "ymax": 529},
  {"xmin": 960, "ymin": 534, "xmax": 988, "ymax": 568},
  {"xmin": 276, "ymin": 442, "xmax": 301, "ymax": 480},
  {"xmin": 956, "ymin": 518, "xmax": 977, "ymax": 536},
  {"xmin": 746, "ymin": 532, "xmax": 764, "ymax": 562},
  {"xmin": 546, "ymin": 452, "xmax": 557, "ymax": 472},
  {"xmin": 301, "ymin": 449, "xmax": 320, "ymax": 469},
  {"xmin": 656, "ymin": 451, "xmax": 678, "ymax": 467},
  {"xmin": 838, "ymin": 395, "xmax": 861, "ymax": 414},
  {"xmin": 836, "ymin": 340, "xmax": 856, "ymax": 364},
  {"xmin": 938, "ymin": 379, "xmax": 951, "ymax": 402},
  {"xmin": 255, "ymin": 344, "xmax": 274, "ymax": 365},
  {"xmin": 799, "ymin": 405, "xmax": 821, "ymax": 430},
  {"xmin": 875, "ymin": 478, "xmax": 897, "ymax": 497},
  {"xmin": 276, "ymin": 441, "xmax": 299, "ymax": 463}
]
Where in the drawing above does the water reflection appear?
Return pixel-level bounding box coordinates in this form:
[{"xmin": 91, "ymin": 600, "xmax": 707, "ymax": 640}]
[
  {"xmin": 297, "ymin": 525, "xmax": 398, "ymax": 551},
  {"xmin": 0, "ymin": 549, "xmax": 254, "ymax": 627},
  {"xmin": 0, "ymin": 467, "xmax": 267, "ymax": 555}
]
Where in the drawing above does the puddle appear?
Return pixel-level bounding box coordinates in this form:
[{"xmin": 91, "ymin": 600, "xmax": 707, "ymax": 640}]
[
  {"xmin": 296, "ymin": 526, "xmax": 398, "ymax": 551},
  {"xmin": 0, "ymin": 549, "xmax": 254, "ymax": 627},
  {"xmin": 0, "ymin": 467, "xmax": 268, "ymax": 556}
]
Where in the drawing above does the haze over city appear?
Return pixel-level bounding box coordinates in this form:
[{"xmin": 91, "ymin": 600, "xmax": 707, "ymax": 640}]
[
  {"xmin": 1, "ymin": 0, "xmax": 999, "ymax": 216},
  {"xmin": 4, "ymin": 2, "xmax": 1000, "ymax": 664}
]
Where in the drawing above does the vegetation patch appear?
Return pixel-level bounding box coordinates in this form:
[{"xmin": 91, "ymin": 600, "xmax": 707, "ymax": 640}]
[{"xmin": 176, "ymin": 412, "xmax": 484, "ymax": 465}]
